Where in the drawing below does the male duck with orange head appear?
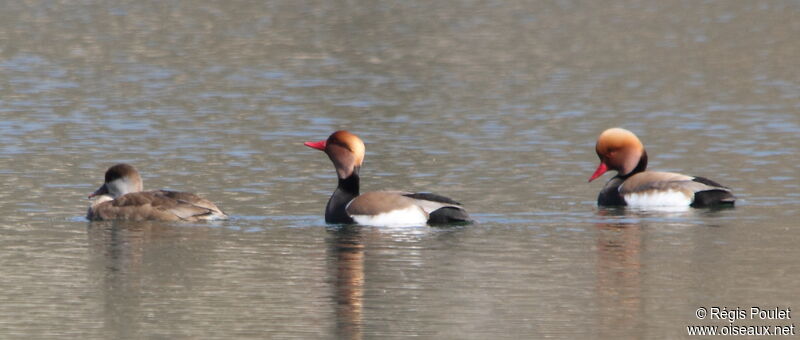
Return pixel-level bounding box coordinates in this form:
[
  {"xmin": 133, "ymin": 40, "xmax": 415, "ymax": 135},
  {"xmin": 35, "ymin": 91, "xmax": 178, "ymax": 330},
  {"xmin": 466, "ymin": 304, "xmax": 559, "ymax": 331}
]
[
  {"xmin": 305, "ymin": 131, "xmax": 471, "ymax": 226},
  {"xmin": 589, "ymin": 128, "xmax": 735, "ymax": 208}
]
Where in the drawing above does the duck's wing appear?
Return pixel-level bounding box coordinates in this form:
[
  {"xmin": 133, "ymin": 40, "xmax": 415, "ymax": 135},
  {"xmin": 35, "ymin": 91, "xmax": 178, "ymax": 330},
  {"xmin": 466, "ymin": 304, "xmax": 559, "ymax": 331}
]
[{"xmin": 87, "ymin": 191, "xmax": 226, "ymax": 221}]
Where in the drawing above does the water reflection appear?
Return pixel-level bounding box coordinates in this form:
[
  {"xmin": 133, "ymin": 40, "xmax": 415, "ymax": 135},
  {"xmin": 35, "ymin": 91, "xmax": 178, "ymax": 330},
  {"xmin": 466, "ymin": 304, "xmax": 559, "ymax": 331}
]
[
  {"xmin": 86, "ymin": 221, "xmax": 211, "ymax": 339},
  {"xmin": 325, "ymin": 224, "xmax": 442, "ymax": 340},
  {"xmin": 590, "ymin": 207, "xmax": 731, "ymax": 337},
  {"xmin": 594, "ymin": 220, "xmax": 644, "ymax": 338},
  {"xmin": 327, "ymin": 225, "xmax": 365, "ymax": 340},
  {"xmin": 594, "ymin": 206, "xmax": 723, "ymax": 226},
  {"xmin": 1, "ymin": 0, "xmax": 799, "ymax": 338}
]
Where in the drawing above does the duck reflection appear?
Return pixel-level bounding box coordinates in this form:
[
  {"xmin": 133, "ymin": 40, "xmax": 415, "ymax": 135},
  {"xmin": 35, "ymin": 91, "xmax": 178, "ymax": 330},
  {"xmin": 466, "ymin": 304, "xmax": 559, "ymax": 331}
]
[
  {"xmin": 86, "ymin": 221, "xmax": 210, "ymax": 338},
  {"xmin": 593, "ymin": 208, "xmax": 644, "ymax": 337},
  {"xmin": 327, "ymin": 225, "xmax": 366, "ymax": 340},
  {"xmin": 593, "ymin": 207, "xmax": 725, "ymax": 337}
]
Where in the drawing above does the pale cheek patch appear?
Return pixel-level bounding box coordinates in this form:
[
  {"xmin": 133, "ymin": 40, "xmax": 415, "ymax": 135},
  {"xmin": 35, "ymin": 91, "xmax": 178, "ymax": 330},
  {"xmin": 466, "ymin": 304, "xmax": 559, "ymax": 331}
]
[
  {"xmin": 350, "ymin": 206, "xmax": 428, "ymax": 227},
  {"xmin": 107, "ymin": 178, "xmax": 137, "ymax": 197},
  {"xmin": 624, "ymin": 190, "xmax": 692, "ymax": 209}
]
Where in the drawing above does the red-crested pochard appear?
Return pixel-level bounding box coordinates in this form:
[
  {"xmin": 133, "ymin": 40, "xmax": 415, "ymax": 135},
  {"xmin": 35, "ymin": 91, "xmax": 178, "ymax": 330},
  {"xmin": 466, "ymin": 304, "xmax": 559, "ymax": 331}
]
[
  {"xmin": 589, "ymin": 128, "xmax": 735, "ymax": 208},
  {"xmin": 305, "ymin": 131, "xmax": 471, "ymax": 226},
  {"xmin": 87, "ymin": 163, "xmax": 228, "ymax": 221}
]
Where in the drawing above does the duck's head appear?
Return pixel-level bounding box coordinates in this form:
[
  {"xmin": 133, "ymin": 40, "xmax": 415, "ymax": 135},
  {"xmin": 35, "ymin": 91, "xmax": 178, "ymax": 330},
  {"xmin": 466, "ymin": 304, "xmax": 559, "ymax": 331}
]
[
  {"xmin": 89, "ymin": 163, "xmax": 144, "ymax": 199},
  {"xmin": 589, "ymin": 128, "xmax": 647, "ymax": 182},
  {"xmin": 305, "ymin": 130, "xmax": 365, "ymax": 179}
]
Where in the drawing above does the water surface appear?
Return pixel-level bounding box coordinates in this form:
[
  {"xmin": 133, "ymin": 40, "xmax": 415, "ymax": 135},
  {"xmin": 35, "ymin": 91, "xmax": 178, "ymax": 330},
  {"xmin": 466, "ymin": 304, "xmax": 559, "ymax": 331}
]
[{"xmin": 1, "ymin": 1, "xmax": 799, "ymax": 338}]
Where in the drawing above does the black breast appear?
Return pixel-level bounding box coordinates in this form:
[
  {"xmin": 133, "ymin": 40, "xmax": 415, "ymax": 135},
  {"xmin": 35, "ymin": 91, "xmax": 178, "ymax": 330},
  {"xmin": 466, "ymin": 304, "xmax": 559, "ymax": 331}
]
[{"xmin": 597, "ymin": 177, "xmax": 627, "ymax": 206}]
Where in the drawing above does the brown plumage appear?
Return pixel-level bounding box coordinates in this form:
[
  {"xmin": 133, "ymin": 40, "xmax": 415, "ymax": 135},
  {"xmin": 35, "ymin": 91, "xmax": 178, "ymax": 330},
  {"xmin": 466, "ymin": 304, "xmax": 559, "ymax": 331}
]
[
  {"xmin": 345, "ymin": 191, "xmax": 423, "ymax": 216},
  {"xmin": 87, "ymin": 163, "xmax": 228, "ymax": 221}
]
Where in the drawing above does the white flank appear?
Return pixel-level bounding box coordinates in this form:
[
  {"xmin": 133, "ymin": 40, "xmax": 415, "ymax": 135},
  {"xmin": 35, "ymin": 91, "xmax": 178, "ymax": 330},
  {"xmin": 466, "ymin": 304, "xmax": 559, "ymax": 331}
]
[
  {"xmin": 624, "ymin": 190, "xmax": 692, "ymax": 210},
  {"xmin": 350, "ymin": 206, "xmax": 428, "ymax": 227}
]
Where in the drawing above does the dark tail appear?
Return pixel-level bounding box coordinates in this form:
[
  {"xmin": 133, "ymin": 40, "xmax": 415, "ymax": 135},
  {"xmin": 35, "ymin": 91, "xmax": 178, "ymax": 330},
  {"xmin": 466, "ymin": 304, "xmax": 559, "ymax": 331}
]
[
  {"xmin": 691, "ymin": 189, "xmax": 736, "ymax": 208},
  {"xmin": 427, "ymin": 207, "xmax": 473, "ymax": 225}
]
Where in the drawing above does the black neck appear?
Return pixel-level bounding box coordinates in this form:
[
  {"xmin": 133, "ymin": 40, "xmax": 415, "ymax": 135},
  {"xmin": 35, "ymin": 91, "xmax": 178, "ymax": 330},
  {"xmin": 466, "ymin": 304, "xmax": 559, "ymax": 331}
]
[{"xmin": 325, "ymin": 173, "xmax": 359, "ymax": 224}]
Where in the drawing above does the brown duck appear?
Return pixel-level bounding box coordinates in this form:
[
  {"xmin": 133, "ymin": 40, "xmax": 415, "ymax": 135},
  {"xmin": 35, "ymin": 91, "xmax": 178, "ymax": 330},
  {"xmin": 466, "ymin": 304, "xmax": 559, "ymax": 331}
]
[{"xmin": 87, "ymin": 163, "xmax": 228, "ymax": 221}]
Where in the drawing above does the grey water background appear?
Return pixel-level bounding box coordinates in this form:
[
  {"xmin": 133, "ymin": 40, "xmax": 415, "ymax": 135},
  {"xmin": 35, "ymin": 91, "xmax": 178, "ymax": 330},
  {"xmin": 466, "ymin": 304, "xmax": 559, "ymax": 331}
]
[{"xmin": 1, "ymin": 1, "xmax": 799, "ymax": 338}]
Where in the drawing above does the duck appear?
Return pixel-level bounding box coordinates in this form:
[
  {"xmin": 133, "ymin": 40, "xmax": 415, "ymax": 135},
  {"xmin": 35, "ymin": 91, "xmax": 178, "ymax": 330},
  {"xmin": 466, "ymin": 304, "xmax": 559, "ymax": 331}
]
[
  {"xmin": 305, "ymin": 130, "xmax": 471, "ymax": 226},
  {"xmin": 588, "ymin": 128, "xmax": 735, "ymax": 208},
  {"xmin": 87, "ymin": 163, "xmax": 228, "ymax": 221}
]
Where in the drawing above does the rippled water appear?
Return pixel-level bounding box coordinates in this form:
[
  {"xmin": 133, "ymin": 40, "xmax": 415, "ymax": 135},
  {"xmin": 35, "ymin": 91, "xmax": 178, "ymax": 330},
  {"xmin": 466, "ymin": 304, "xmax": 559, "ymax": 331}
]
[{"xmin": 1, "ymin": 1, "xmax": 799, "ymax": 338}]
